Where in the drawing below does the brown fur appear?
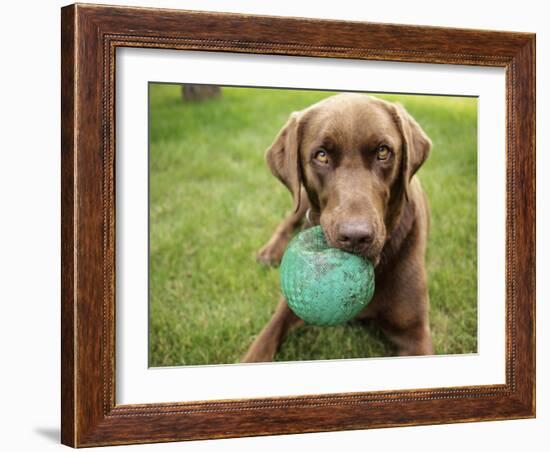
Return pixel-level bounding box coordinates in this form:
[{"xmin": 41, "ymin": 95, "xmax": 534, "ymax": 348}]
[{"xmin": 244, "ymin": 94, "xmax": 433, "ymax": 362}]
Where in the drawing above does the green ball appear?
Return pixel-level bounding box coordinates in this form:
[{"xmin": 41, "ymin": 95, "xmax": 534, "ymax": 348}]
[{"xmin": 280, "ymin": 226, "xmax": 375, "ymax": 326}]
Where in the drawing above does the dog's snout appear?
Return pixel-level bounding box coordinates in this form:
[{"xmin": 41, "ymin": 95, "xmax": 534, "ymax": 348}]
[{"xmin": 336, "ymin": 222, "xmax": 374, "ymax": 251}]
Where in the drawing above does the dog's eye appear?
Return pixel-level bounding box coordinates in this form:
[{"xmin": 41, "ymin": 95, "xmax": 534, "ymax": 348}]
[
  {"xmin": 313, "ymin": 149, "xmax": 329, "ymax": 164},
  {"xmin": 376, "ymin": 145, "xmax": 391, "ymax": 161}
]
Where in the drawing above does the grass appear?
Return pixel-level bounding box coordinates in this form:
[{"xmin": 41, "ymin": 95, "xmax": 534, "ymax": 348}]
[{"xmin": 148, "ymin": 84, "xmax": 477, "ymax": 366}]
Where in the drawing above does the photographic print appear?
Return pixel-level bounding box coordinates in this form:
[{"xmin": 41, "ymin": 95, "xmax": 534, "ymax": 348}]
[
  {"xmin": 61, "ymin": 5, "xmax": 535, "ymax": 445},
  {"xmin": 148, "ymin": 84, "xmax": 478, "ymax": 366}
]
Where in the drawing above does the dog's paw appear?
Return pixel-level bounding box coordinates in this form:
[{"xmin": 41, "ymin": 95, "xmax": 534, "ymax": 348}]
[
  {"xmin": 256, "ymin": 242, "xmax": 284, "ymax": 267},
  {"xmin": 241, "ymin": 351, "xmax": 274, "ymax": 363},
  {"xmin": 241, "ymin": 344, "xmax": 276, "ymax": 363}
]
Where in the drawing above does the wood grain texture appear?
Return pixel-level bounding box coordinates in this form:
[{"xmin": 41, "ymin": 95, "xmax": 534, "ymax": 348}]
[
  {"xmin": 60, "ymin": 5, "xmax": 76, "ymax": 446},
  {"xmin": 60, "ymin": 3, "xmax": 536, "ymax": 447}
]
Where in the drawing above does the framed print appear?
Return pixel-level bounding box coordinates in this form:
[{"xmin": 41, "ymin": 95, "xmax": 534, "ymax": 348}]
[{"xmin": 61, "ymin": 3, "xmax": 536, "ymax": 447}]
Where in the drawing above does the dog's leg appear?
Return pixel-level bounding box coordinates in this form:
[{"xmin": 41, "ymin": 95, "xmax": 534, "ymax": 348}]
[
  {"xmin": 381, "ymin": 316, "xmax": 433, "ymax": 356},
  {"xmin": 375, "ymin": 260, "xmax": 434, "ymax": 356},
  {"xmin": 256, "ymin": 191, "xmax": 309, "ymax": 266},
  {"xmin": 242, "ymin": 297, "xmax": 303, "ymax": 363}
]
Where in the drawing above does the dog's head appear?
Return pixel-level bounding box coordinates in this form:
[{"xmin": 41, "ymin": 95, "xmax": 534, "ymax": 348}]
[{"xmin": 266, "ymin": 94, "xmax": 431, "ymax": 264}]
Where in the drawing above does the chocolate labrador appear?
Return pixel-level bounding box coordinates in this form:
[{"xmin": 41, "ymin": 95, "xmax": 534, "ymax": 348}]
[{"xmin": 243, "ymin": 93, "xmax": 433, "ymax": 362}]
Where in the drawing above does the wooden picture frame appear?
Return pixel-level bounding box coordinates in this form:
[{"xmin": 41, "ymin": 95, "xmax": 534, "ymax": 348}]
[{"xmin": 61, "ymin": 3, "xmax": 535, "ymax": 447}]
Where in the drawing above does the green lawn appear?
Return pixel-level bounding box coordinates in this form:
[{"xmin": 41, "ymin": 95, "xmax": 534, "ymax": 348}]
[{"xmin": 148, "ymin": 84, "xmax": 477, "ymax": 366}]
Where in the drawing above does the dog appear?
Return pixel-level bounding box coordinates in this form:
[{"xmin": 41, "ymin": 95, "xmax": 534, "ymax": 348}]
[{"xmin": 243, "ymin": 93, "xmax": 433, "ymax": 362}]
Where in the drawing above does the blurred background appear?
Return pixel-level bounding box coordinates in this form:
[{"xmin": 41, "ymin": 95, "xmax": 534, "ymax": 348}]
[{"xmin": 148, "ymin": 83, "xmax": 477, "ymax": 366}]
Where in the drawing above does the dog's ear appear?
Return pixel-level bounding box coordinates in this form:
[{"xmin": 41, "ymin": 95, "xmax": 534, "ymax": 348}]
[
  {"xmin": 265, "ymin": 112, "xmax": 303, "ymax": 212},
  {"xmin": 392, "ymin": 103, "xmax": 432, "ymax": 201}
]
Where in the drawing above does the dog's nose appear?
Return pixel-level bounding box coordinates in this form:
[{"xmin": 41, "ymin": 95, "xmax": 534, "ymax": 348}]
[{"xmin": 336, "ymin": 222, "xmax": 374, "ymax": 251}]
